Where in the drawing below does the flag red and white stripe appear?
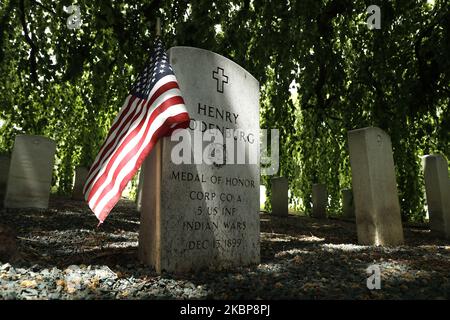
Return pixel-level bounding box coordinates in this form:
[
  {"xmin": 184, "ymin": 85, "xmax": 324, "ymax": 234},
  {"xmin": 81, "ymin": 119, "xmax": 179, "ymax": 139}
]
[{"xmin": 83, "ymin": 39, "xmax": 189, "ymax": 223}]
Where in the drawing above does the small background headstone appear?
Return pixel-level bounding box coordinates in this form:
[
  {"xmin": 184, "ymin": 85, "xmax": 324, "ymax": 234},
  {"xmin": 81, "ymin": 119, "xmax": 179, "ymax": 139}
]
[
  {"xmin": 72, "ymin": 166, "xmax": 89, "ymax": 200},
  {"xmin": 271, "ymin": 177, "xmax": 288, "ymax": 217},
  {"xmin": 312, "ymin": 183, "xmax": 327, "ymax": 219},
  {"xmin": 342, "ymin": 189, "xmax": 355, "ymax": 219}
]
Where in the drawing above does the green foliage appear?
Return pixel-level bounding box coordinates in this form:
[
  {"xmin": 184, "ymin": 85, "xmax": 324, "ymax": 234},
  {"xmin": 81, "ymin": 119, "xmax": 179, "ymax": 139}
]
[{"xmin": 0, "ymin": 0, "xmax": 448, "ymax": 221}]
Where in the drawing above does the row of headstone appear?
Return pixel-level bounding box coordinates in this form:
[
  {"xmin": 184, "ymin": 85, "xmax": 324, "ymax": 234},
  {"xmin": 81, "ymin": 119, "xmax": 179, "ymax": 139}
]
[
  {"xmin": 348, "ymin": 127, "xmax": 450, "ymax": 243},
  {"xmin": 268, "ymin": 127, "xmax": 404, "ymax": 246},
  {"xmin": 272, "ymin": 128, "xmax": 402, "ymax": 245},
  {"xmin": 267, "ymin": 127, "xmax": 450, "ymax": 245},
  {"xmin": 1, "ymin": 138, "xmax": 149, "ymax": 208},
  {"xmin": 269, "ymin": 127, "xmax": 450, "ymax": 246},
  {"xmin": 270, "ymin": 177, "xmax": 356, "ymax": 219}
]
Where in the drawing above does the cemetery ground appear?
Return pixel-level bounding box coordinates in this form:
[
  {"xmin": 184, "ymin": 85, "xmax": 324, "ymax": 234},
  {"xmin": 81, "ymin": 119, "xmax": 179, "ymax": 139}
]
[{"xmin": 0, "ymin": 197, "xmax": 449, "ymax": 300}]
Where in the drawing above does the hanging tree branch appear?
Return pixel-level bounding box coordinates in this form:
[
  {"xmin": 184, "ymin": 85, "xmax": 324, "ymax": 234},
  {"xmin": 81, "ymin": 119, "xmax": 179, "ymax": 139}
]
[
  {"xmin": 18, "ymin": 0, "xmax": 39, "ymax": 83},
  {"xmin": 0, "ymin": 0, "xmax": 16, "ymax": 64}
]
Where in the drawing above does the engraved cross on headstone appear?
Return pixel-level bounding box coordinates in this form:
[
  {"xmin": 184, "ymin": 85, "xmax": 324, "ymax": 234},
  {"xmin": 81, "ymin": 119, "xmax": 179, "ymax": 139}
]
[{"xmin": 212, "ymin": 67, "xmax": 228, "ymax": 93}]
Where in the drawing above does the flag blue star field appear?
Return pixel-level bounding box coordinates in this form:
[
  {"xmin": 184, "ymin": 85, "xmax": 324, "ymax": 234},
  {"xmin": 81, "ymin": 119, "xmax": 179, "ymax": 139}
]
[{"xmin": 83, "ymin": 39, "xmax": 190, "ymax": 223}]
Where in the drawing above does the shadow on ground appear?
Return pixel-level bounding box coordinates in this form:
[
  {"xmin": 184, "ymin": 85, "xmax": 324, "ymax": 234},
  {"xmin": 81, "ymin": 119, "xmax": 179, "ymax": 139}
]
[{"xmin": 0, "ymin": 196, "xmax": 449, "ymax": 299}]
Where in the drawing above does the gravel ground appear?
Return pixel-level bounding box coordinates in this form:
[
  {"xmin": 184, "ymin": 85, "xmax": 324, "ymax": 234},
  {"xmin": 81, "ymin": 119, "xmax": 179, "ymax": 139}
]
[{"xmin": 0, "ymin": 196, "xmax": 449, "ymax": 300}]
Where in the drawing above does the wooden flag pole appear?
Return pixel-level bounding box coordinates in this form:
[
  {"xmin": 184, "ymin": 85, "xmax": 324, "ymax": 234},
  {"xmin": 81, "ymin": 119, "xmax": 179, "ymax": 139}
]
[{"xmin": 156, "ymin": 17, "xmax": 161, "ymax": 37}]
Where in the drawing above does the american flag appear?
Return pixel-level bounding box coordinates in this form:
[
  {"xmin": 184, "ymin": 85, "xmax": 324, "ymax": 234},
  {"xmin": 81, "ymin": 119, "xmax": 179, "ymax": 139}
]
[{"xmin": 83, "ymin": 39, "xmax": 190, "ymax": 223}]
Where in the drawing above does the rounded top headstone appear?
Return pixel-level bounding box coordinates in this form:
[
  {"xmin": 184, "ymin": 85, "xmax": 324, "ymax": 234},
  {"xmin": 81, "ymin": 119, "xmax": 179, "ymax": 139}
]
[
  {"xmin": 169, "ymin": 46, "xmax": 259, "ymax": 85},
  {"xmin": 15, "ymin": 134, "xmax": 56, "ymax": 147}
]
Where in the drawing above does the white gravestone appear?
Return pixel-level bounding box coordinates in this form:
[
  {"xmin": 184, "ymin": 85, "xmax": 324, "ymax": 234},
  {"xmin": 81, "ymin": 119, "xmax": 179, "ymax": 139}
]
[
  {"xmin": 139, "ymin": 47, "xmax": 260, "ymax": 273},
  {"xmin": 4, "ymin": 135, "xmax": 56, "ymax": 209},
  {"xmin": 271, "ymin": 177, "xmax": 288, "ymax": 216},
  {"xmin": 348, "ymin": 127, "xmax": 404, "ymax": 246},
  {"xmin": 0, "ymin": 155, "xmax": 10, "ymax": 206},
  {"xmin": 72, "ymin": 166, "xmax": 89, "ymax": 200},
  {"xmin": 423, "ymin": 154, "xmax": 450, "ymax": 238},
  {"xmin": 312, "ymin": 184, "xmax": 327, "ymax": 219}
]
